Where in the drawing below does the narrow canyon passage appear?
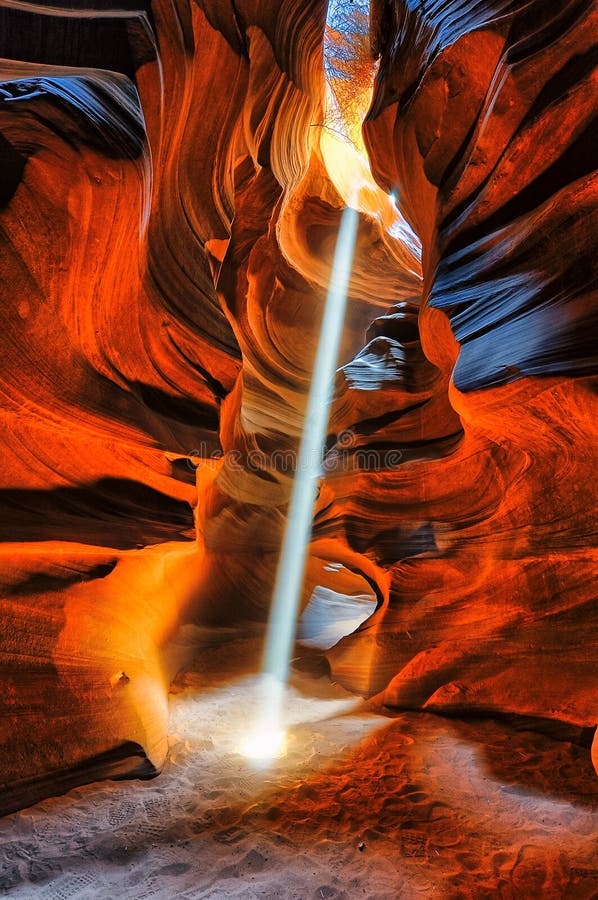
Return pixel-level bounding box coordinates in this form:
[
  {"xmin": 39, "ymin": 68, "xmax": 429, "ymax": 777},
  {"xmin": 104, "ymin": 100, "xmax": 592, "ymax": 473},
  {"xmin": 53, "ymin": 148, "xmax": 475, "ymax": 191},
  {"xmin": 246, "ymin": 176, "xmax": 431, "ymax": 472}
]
[{"xmin": 0, "ymin": 0, "xmax": 596, "ymax": 896}]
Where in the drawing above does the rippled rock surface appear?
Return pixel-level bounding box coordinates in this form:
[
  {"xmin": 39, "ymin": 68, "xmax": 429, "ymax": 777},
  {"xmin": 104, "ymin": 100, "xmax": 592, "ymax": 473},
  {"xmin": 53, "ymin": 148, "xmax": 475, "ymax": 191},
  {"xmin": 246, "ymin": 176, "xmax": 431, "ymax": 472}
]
[
  {"xmin": 332, "ymin": 0, "xmax": 597, "ymax": 726},
  {"xmin": 0, "ymin": 0, "xmax": 596, "ymax": 813}
]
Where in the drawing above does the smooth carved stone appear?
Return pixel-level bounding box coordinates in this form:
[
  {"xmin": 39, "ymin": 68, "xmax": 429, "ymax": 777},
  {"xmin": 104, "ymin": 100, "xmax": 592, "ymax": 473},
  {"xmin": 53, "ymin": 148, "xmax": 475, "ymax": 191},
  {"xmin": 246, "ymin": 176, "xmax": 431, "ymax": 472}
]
[
  {"xmin": 0, "ymin": 0, "xmax": 595, "ymax": 815},
  {"xmin": 330, "ymin": 0, "xmax": 597, "ymax": 746}
]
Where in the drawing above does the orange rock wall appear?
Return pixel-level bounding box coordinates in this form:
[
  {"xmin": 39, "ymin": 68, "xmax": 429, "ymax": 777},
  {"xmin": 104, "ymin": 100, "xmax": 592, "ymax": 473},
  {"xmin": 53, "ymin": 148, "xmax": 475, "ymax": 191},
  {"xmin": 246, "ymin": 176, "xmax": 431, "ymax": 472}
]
[{"xmin": 0, "ymin": 0, "xmax": 596, "ymax": 813}]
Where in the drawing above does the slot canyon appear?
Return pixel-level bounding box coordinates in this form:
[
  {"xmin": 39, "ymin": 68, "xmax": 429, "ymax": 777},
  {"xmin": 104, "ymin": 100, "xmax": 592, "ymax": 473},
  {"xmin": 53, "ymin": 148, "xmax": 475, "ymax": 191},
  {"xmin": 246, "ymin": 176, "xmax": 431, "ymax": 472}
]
[{"xmin": 0, "ymin": 0, "xmax": 597, "ymax": 896}]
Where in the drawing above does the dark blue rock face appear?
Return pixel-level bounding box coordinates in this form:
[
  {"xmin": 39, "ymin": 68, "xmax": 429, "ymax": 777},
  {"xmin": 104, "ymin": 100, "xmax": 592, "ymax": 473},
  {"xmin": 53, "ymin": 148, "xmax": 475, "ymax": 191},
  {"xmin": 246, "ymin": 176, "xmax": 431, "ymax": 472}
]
[{"xmin": 368, "ymin": 0, "xmax": 597, "ymax": 391}]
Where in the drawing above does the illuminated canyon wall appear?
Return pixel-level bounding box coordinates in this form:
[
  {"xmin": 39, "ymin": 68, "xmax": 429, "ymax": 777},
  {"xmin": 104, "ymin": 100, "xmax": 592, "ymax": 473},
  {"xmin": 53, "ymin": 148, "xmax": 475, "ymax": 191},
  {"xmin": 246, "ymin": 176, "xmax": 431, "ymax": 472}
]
[{"xmin": 0, "ymin": 0, "xmax": 596, "ymax": 814}]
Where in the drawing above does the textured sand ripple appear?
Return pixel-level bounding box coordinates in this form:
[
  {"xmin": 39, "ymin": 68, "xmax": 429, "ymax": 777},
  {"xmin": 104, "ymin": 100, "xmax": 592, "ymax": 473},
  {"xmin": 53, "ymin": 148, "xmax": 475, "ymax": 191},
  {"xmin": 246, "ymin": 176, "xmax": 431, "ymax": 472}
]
[{"xmin": 1, "ymin": 647, "xmax": 597, "ymax": 898}]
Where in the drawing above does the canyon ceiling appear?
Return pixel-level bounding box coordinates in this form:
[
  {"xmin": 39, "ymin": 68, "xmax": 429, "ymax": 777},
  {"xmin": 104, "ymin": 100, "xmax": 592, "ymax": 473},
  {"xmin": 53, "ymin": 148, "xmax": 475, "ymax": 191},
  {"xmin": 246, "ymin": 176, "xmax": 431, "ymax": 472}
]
[{"xmin": 0, "ymin": 0, "xmax": 596, "ymax": 815}]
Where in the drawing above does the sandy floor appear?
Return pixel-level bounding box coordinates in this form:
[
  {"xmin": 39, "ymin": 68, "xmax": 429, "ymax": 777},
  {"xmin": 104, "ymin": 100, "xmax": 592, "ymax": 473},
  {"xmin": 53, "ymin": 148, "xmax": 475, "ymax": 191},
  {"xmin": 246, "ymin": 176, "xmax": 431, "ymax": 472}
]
[{"xmin": 1, "ymin": 642, "xmax": 597, "ymax": 899}]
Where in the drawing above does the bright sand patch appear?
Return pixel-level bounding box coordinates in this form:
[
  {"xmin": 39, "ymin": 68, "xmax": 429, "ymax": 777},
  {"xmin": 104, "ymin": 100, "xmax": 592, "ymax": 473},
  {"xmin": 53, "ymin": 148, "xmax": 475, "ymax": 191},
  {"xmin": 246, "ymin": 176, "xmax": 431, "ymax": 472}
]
[{"xmin": 1, "ymin": 641, "xmax": 597, "ymax": 899}]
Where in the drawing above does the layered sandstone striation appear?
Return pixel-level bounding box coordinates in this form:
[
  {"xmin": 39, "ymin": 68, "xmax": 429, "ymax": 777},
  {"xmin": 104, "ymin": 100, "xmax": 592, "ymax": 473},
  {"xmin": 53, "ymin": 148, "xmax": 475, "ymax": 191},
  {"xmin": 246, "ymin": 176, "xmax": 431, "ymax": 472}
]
[
  {"xmin": 330, "ymin": 0, "xmax": 597, "ymax": 726},
  {"xmin": 0, "ymin": 0, "xmax": 596, "ymax": 813}
]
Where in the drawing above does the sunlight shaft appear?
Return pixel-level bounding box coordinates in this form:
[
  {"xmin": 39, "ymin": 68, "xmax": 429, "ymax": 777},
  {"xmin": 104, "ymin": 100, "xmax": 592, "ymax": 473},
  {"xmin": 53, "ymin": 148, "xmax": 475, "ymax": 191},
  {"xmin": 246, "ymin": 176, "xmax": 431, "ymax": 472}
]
[
  {"xmin": 241, "ymin": 205, "xmax": 359, "ymax": 760},
  {"xmin": 264, "ymin": 204, "xmax": 359, "ymax": 685}
]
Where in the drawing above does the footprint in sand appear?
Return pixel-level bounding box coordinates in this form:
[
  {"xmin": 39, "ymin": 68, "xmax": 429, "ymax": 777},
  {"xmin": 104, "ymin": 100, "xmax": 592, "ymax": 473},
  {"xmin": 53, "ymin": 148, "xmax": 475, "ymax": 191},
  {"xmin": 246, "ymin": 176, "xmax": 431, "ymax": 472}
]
[
  {"xmin": 39, "ymin": 872, "xmax": 96, "ymax": 899},
  {"xmin": 130, "ymin": 877, "xmax": 163, "ymax": 899},
  {"xmin": 106, "ymin": 801, "xmax": 139, "ymax": 828},
  {"xmin": 0, "ymin": 866, "xmax": 21, "ymax": 892},
  {"xmin": 143, "ymin": 796, "xmax": 173, "ymax": 820},
  {"xmin": 133, "ymin": 822, "xmax": 165, "ymax": 843},
  {"xmin": 28, "ymin": 858, "xmax": 63, "ymax": 884}
]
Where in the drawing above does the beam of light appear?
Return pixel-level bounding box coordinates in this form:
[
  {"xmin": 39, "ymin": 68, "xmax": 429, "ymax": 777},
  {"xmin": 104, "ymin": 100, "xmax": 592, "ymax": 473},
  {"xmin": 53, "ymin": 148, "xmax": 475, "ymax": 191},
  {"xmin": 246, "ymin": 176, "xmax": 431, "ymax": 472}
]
[
  {"xmin": 241, "ymin": 204, "xmax": 359, "ymax": 761},
  {"xmin": 239, "ymin": 723, "xmax": 287, "ymax": 762}
]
